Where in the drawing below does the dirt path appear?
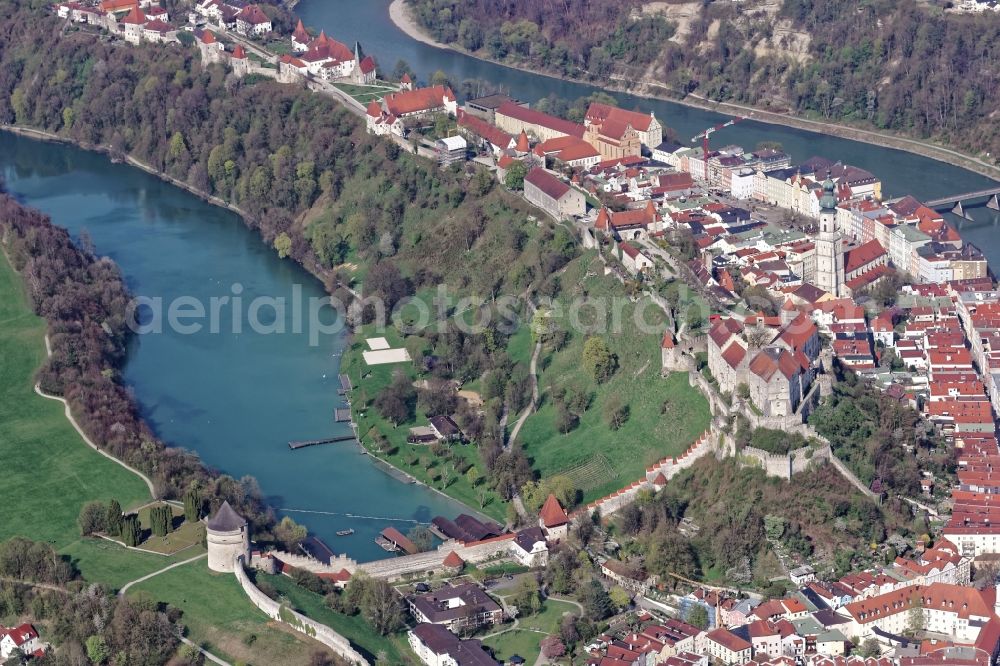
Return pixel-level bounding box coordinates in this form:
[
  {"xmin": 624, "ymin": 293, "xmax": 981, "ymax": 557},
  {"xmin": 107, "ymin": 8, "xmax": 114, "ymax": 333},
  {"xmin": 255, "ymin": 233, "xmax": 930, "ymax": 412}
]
[
  {"xmin": 34, "ymin": 335, "xmax": 157, "ymax": 499},
  {"xmin": 117, "ymin": 553, "xmax": 207, "ymax": 597}
]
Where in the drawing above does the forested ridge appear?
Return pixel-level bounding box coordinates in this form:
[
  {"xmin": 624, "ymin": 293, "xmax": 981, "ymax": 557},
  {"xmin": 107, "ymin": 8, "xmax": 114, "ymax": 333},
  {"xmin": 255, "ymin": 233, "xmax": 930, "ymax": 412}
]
[{"xmin": 408, "ymin": 0, "xmax": 1000, "ymax": 163}]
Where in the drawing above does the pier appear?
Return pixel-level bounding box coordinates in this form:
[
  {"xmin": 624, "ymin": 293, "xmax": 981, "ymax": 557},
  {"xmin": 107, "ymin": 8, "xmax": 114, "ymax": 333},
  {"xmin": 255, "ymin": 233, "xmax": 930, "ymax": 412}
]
[
  {"xmin": 333, "ymin": 408, "xmax": 352, "ymax": 422},
  {"xmin": 337, "ymin": 374, "xmax": 352, "ymax": 396},
  {"xmin": 288, "ymin": 435, "xmax": 357, "ymax": 450}
]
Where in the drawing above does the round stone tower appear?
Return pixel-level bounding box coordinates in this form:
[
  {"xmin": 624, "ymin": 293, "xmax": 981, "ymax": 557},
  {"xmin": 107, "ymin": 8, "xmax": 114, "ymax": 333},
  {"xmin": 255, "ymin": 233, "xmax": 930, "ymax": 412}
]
[{"xmin": 205, "ymin": 500, "xmax": 249, "ymax": 573}]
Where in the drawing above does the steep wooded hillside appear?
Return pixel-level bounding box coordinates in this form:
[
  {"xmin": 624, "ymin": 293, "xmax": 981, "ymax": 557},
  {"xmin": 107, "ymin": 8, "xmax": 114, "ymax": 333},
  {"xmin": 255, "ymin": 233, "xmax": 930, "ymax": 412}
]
[{"xmin": 409, "ymin": 0, "xmax": 1000, "ymax": 163}]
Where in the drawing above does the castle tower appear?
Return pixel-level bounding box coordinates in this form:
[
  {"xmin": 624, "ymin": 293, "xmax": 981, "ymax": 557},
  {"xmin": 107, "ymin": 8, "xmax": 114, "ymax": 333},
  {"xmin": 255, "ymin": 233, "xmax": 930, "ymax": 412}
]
[
  {"xmin": 814, "ymin": 173, "xmax": 845, "ymax": 297},
  {"xmin": 230, "ymin": 44, "xmax": 248, "ymax": 78},
  {"xmin": 206, "ymin": 501, "xmax": 249, "ymax": 573}
]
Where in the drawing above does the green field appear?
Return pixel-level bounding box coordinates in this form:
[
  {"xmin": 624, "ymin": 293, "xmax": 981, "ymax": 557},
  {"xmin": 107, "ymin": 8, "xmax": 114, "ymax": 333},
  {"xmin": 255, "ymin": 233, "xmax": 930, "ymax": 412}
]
[
  {"xmin": 482, "ymin": 597, "xmax": 578, "ymax": 662},
  {"xmin": 260, "ymin": 573, "xmax": 413, "ymax": 664},
  {"xmin": 128, "ymin": 561, "xmax": 327, "ymax": 666},
  {"xmin": 341, "ymin": 323, "xmax": 507, "ymax": 521},
  {"xmin": 0, "ymin": 254, "xmax": 151, "ymax": 546},
  {"xmin": 516, "ymin": 255, "xmax": 711, "ymax": 503}
]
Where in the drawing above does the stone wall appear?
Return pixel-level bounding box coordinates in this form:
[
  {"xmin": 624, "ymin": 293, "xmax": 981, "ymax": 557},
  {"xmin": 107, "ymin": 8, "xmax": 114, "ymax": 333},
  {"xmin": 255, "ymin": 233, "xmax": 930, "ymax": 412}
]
[
  {"xmin": 739, "ymin": 444, "xmax": 832, "ymax": 480},
  {"xmin": 234, "ymin": 558, "xmax": 368, "ymax": 665},
  {"xmin": 270, "ymin": 549, "xmax": 358, "ymax": 574},
  {"xmin": 356, "ymin": 535, "xmax": 515, "ymax": 581}
]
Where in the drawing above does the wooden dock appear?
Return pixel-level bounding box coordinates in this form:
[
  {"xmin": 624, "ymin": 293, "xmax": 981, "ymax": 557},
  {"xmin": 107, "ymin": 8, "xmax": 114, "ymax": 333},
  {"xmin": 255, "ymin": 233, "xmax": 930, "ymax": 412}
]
[
  {"xmin": 334, "ymin": 408, "xmax": 352, "ymax": 422},
  {"xmin": 337, "ymin": 374, "xmax": 352, "ymax": 396},
  {"xmin": 288, "ymin": 435, "xmax": 356, "ymax": 450}
]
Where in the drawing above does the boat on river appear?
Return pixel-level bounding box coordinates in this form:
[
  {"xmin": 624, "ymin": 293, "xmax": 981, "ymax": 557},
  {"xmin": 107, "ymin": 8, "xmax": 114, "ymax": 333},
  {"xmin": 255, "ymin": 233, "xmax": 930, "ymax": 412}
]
[{"xmin": 336, "ymin": 528, "xmax": 355, "ymax": 536}]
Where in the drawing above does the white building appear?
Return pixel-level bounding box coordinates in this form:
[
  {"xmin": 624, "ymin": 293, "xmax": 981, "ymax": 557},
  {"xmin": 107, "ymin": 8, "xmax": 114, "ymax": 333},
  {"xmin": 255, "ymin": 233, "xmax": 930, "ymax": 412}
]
[
  {"xmin": 0, "ymin": 624, "xmax": 42, "ymax": 660},
  {"xmin": 235, "ymin": 4, "xmax": 270, "ymax": 36},
  {"xmin": 408, "ymin": 623, "xmax": 498, "ymax": 666},
  {"xmin": 509, "ymin": 527, "xmax": 548, "ymax": 568}
]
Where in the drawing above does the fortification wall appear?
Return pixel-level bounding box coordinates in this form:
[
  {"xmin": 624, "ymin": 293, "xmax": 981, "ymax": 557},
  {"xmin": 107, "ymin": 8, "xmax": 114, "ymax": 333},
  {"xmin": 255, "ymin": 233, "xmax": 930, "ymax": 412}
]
[
  {"xmin": 738, "ymin": 444, "xmax": 831, "ymax": 479},
  {"xmin": 357, "ymin": 535, "xmax": 515, "ymax": 581},
  {"xmin": 270, "ymin": 549, "xmax": 358, "ymax": 574},
  {"xmin": 234, "ymin": 558, "xmax": 368, "ymax": 665},
  {"xmin": 574, "ymin": 428, "xmax": 715, "ymax": 520}
]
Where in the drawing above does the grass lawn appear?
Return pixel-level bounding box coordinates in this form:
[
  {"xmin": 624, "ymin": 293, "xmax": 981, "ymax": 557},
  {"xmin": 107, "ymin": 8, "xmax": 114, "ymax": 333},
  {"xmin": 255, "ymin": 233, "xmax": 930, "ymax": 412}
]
[
  {"xmin": 128, "ymin": 561, "xmax": 329, "ymax": 666},
  {"xmin": 482, "ymin": 598, "xmax": 577, "ymax": 662},
  {"xmin": 134, "ymin": 503, "xmax": 205, "ymax": 555},
  {"xmin": 260, "ymin": 573, "xmax": 414, "ymax": 664},
  {"xmin": 0, "ymin": 253, "xmax": 151, "ymax": 547},
  {"xmin": 516, "ymin": 255, "xmax": 711, "ymax": 503},
  {"xmin": 333, "ymin": 82, "xmax": 398, "ymax": 105},
  {"xmin": 342, "ymin": 323, "xmax": 507, "ymax": 522},
  {"xmin": 61, "ymin": 537, "xmax": 206, "ymax": 591}
]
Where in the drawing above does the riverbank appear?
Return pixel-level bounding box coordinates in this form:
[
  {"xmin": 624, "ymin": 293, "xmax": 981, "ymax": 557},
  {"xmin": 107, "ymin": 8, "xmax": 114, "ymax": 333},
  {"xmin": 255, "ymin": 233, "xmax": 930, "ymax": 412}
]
[
  {"xmin": 386, "ymin": 0, "xmax": 1000, "ymax": 184},
  {"xmin": 1, "ymin": 124, "xmax": 497, "ymax": 532}
]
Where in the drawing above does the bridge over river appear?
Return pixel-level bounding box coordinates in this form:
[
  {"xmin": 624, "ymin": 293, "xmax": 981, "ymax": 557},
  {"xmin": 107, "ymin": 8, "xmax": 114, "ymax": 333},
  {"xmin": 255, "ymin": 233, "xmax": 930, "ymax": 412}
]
[{"xmin": 926, "ymin": 187, "xmax": 1000, "ymax": 219}]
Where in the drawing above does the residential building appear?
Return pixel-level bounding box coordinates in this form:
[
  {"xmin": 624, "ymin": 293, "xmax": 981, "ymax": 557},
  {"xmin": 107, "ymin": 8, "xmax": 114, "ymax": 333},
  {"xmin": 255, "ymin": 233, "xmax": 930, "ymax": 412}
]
[
  {"xmin": 0, "ymin": 624, "xmax": 42, "ymax": 660},
  {"xmin": 600, "ymin": 559, "xmax": 656, "ymax": 595},
  {"xmin": 235, "ymin": 4, "xmax": 270, "ymax": 35},
  {"xmin": 382, "ymin": 85, "xmax": 457, "ymax": 120},
  {"xmin": 621, "ymin": 242, "xmax": 654, "ymax": 275},
  {"xmin": 703, "ymin": 628, "xmax": 752, "ymax": 664},
  {"xmin": 407, "ymin": 584, "xmax": 504, "ymax": 632},
  {"xmin": 509, "ymin": 526, "xmax": 548, "ymax": 567},
  {"xmin": 408, "ymin": 623, "xmax": 498, "ymax": 666}
]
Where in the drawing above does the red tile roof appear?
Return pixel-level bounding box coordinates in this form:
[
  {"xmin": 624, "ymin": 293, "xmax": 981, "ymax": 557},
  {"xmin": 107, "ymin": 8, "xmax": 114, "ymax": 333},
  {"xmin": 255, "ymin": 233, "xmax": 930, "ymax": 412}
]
[
  {"xmin": 585, "ymin": 102, "xmax": 656, "ymax": 132},
  {"xmin": 231, "ymin": 44, "xmax": 246, "ymax": 59},
  {"xmin": 721, "ymin": 341, "xmax": 747, "ymax": 369},
  {"xmin": 236, "ymin": 4, "xmax": 269, "ymax": 25},
  {"xmin": 525, "ymin": 168, "xmax": 571, "ymax": 201},
  {"xmin": 844, "ymin": 239, "xmax": 887, "ymax": 274},
  {"xmin": 496, "ymin": 101, "xmax": 585, "ymax": 138},
  {"xmin": 442, "ymin": 551, "xmax": 464, "ymax": 568},
  {"xmin": 706, "ymin": 627, "xmax": 751, "ymax": 653},
  {"xmin": 384, "ymin": 85, "xmax": 454, "ymax": 117},
  {"xmin": 540, "ymin": 493, "xmax": 568, "ymax": 527},
  {"xmin": 457, "ymin": 110, "xmax": 513, "ymax": 150},
  {"xmin": 292, "ymin": 18, "xmax": 309, "ymax": 43}
]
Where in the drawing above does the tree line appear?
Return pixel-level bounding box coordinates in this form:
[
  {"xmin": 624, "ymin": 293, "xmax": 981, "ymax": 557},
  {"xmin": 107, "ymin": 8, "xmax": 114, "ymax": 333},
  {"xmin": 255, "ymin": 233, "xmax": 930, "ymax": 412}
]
[{"xmin": 0, "ymin": 537, "xmax": 181, "ymax": 666}]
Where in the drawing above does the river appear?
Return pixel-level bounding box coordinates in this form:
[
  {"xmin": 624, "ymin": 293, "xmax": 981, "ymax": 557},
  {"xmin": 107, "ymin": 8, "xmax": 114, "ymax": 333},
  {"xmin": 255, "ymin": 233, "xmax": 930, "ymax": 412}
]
[
  {"xmin": 298, "ymin": 0, "xmax": 1000, "ymax": 263},
  {"xmin": 0, "ymin": 131, "xmax": 469, "ymax": 562}
]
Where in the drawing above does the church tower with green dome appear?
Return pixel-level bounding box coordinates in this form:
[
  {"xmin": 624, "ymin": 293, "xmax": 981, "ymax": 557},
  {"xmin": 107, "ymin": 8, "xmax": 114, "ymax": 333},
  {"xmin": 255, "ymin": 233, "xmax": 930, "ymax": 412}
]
[{"xmin": 814, "ymin": 173, "xmax": 845, "ymax": 297}]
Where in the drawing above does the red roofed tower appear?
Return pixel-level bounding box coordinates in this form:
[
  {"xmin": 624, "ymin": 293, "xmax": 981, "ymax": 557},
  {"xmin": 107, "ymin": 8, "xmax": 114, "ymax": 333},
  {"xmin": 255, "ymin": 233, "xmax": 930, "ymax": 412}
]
[
  {"xmin": 400, "ymin": 72, "xmax": 412, "ymax": 90},
  {"xmin": 539, "ymin": 494, "xmax": 569, "ymax": 538},
  {"xmin": 292, "ymin": 19, "xmax": 309, "ymax": 51},
  {"xmin": 515, "ymin": 129, "xmax": 530, "ymax": 154}
]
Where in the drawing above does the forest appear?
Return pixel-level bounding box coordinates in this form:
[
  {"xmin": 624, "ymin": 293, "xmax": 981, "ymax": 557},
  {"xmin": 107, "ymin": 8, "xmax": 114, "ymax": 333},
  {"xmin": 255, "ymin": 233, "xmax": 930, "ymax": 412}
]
[{"xmin": 406, "ymin": 0, "xmax": 1000, "ymax": 163}]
